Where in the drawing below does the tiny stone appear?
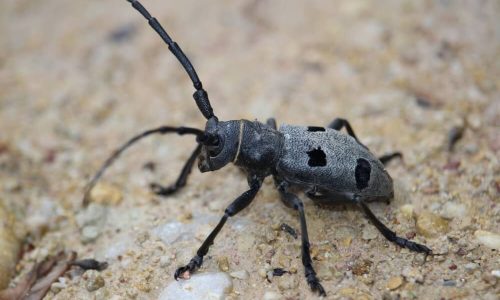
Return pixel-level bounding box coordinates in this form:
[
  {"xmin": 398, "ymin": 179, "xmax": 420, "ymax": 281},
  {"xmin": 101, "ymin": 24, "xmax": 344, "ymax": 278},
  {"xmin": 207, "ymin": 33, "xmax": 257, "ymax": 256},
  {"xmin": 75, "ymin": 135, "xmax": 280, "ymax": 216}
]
[
  {"xmin": 442, "ymin": 279, "xmax": 456, "ymax": 286},
  {"xmin": 81, "ymin": 225, "xmax": 101, "ymax": 243},
  {"xmin": 491, "ymin": 270, "xmax": 500, "ymax": 278},
  {"xmin": 352, "ymin": 259, "xmax": 373, "ymax": 276},
  {"xmin": 402, "ymin": 266, "xmax": 423, "ymax": 283},
  {"xmin": 316, "ymin": 264, "xmax": 333, "ymax": 280},
  {"xmin": 217, "ymin": 256, "xmax": 230, "ymax": 272},
  {"xmin": 177, "ymin": 211, "xmax": 193, "ymax": 222},
  {"xmin": 88, "ymin": 183, "xmax": 123, "ymax": 205},
  {"xmin": 474, "ymin": 230, "xmax": 500, "ymax": 250},
  {"xmin": 230, "ymin": 270, "xmax": 249, "ymax": 280},
  {"xmin": 85, "ymin": 270, "xmax": 105, "ymax": 292},
  {"xmin": 263, "ymin": 227, "xmax": 276, "ymax": 243},
  {"xmin": 361, "ymin": 227, "xmax": 378, "ymax": 240},
  {"xmin": 464, "ymin": 263, "xmax": 479, "ymax": 272},
  {"xmin": 277, "ymin": 275, "xmax": 296, "ymax": 291},
  {"xmin": 440, "ymin": 202, "xmax": 466, "ymax": 219},
  {"xmin": 400, "ymin": 204, "xmax": 414, "ymax": 219},
  {"xmin": 159, "ymin": 255, "xmax": 171, "ymax": 268},
  {"xmin": 258, "ymin": 268, "xmax": 267, "ymax": 278},
  {"xmin": 263, "ymin": 291, "xmax": 282, "ymax": 300},
  {"xmin": 159, "ymin": 272, "xmax": 233, "ymax": 300},
  {"xmin": 415, "ymin": 211, "xmax": 449, "ymax": 238},
  {"xmin": 386, "ymin": 276, "xmax": 404, "ymax": 290}
]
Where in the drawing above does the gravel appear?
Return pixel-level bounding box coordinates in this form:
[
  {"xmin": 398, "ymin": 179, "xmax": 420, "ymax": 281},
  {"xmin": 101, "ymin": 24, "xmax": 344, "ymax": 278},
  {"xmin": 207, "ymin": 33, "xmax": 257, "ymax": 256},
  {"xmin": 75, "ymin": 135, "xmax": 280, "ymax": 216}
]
[{"xmin": 1, "ymin": 0, "xmax": 498, "ymax": 299}]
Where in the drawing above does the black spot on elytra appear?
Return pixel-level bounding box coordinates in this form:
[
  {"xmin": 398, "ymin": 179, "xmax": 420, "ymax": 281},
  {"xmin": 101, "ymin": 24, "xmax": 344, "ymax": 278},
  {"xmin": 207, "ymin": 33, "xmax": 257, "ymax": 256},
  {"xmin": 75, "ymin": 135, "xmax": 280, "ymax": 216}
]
[
  {"xmin": 307, "ymin": 147, "xmax": 327, "ymax": 167},
  {"xmin": 355, "ymin": 158, "xmax": 371, "ymax": 190},
  {"xmin": 307, "ymin": 126, "xmax": 326, "ymax": 132}
]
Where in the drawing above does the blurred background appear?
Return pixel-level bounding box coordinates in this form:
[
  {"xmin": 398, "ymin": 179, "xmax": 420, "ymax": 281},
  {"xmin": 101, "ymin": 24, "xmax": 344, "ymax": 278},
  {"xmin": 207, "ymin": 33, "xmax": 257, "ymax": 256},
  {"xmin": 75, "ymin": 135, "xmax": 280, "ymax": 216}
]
[{"xmin": 0, "ymin": 0, "xmax": 498, "ymax": 299}]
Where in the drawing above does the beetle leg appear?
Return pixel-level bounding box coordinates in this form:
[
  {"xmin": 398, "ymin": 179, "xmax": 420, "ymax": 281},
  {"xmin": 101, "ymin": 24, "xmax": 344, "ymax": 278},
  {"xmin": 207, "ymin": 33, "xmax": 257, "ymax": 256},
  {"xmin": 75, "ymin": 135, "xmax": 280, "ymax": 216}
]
[
  {"xmin": 356, "ymin": 197, "xmax": 431, "ymax": 254},
  {"xmin": 275, "ymin": 181, "xmax": 326, "ymax": 296},
  {"xmin": 328, "ymin": 118, "xmax": 360, "ymax": 140},
  {"xmin": 378, "ymin": 152, "xmax": 402, "ymax": 166},
  {"xmin": 150, "ymin": 144, "xmax": 202, "ymax": 196},
  {"xmin": 266, "ymin": 118, "xmax": 277, "ymax": 130},
  {"xmin": 174, "ymin": 176, "xmax": 262, "ymax": 280}
]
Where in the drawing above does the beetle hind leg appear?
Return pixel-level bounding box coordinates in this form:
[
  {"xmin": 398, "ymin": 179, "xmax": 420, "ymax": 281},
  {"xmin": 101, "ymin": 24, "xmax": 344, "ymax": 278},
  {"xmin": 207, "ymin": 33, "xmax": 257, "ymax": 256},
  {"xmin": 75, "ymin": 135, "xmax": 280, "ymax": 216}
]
[
  {"xmin": 378, "ymin": 152, "xmax": 402, "ymax": 166},
  {"xmin": 356, "ymin": 197, "xmax": 431, "ymax": 254}
]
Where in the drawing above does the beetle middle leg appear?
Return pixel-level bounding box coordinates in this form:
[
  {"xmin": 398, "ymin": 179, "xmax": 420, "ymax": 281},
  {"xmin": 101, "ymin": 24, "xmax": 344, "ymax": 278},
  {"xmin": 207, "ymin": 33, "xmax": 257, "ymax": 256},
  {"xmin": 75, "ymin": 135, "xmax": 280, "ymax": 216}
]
[
  {"xmin": 328, "ymin": 118, "xmax": 361, "ymax": 142},
  {"xmin": 355, "ymin": 196, "xmax": 431, "ymax": 254},
  {"xmin": 266, "ymin": 118, "xmax": 277, "ymax": 129},
  {"xmin": 174, "ymin": 175, "xmax": 263, "ymax": 280},
  {"xmin": 150, "ymin": 144, "xmax": 202, "ymax": 196},
  {"xmin": 275, "ymin": 178, "xmax": 326, "ymax": 296},
  {"xmin": 378, "ymin": 152, "xmax": 402, "ymax": 165}
]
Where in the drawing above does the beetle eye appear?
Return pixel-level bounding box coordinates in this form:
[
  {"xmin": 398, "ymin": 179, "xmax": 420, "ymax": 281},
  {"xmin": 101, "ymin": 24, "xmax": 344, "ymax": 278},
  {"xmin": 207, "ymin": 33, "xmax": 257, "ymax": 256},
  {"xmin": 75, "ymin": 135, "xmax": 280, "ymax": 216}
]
[{"xmin": 207, "ymin": 136, "xmax": 222, "ymax": 157}]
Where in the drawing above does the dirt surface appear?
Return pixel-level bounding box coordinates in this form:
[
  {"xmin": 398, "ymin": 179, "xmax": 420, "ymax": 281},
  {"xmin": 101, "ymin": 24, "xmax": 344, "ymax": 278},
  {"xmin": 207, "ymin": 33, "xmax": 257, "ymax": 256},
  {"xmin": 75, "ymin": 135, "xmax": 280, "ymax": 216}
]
[{"xmin": 1, "ymin": 0, "xmax": 499, "ymax": 299}]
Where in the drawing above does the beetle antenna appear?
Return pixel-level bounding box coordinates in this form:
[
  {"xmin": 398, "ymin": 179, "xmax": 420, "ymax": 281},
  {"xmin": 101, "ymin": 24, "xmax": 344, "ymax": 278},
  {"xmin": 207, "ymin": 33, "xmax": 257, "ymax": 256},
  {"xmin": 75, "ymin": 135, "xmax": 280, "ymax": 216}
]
[
  {"xmin": 126, "ymin": 0, "xmax": 216, "ymax": 120},
  {"xmin": 83, "ymin": 126, "xmax": 203, "ymax": 206}
]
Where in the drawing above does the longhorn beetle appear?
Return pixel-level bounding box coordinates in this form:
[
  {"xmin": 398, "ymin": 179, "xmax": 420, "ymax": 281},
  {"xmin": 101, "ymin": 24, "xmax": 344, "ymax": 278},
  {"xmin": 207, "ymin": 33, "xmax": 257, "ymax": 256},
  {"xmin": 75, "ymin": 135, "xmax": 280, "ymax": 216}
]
[{"xmin": 84, "ymin": 0, "xmax": 431, "ymax": 296}]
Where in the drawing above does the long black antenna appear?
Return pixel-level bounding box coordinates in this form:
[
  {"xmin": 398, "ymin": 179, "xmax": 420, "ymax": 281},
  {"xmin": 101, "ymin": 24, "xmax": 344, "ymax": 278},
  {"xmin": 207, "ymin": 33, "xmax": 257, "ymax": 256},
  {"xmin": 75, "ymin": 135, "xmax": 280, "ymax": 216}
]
[
  {"xmin": 83, "ymin": 126, "xmax": 203, "ymax": 206},
  {"xmin": 126, "ymin": 0, "xmax": 216, "ymax": 120}
]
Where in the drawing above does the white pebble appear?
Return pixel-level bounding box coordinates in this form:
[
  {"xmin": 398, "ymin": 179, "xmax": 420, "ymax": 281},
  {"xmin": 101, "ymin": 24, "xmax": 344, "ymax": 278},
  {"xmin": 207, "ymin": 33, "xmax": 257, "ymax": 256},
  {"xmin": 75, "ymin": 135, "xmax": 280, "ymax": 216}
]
[
  {"xmin": 474, "ymin": 230, "xmax": 500, "ymax": 250},
  {"xmin": 229, "ymin": 270, "xmax": 249, "ymax": 280},
  {"xmin": 159, "ymin": 272, "xmax": 232, "ymax": 300},
  {"xmin": 440, "ymin": 202, "xmax": 466, "ymax": 219}
]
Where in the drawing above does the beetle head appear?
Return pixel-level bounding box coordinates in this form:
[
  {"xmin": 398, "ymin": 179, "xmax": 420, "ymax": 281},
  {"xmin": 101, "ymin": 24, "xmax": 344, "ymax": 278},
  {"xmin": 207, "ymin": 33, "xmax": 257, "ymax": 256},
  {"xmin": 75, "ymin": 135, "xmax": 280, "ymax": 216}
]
[{"xmin": 197, "ymin": 118, "xmax": 240, "ymax": 172}]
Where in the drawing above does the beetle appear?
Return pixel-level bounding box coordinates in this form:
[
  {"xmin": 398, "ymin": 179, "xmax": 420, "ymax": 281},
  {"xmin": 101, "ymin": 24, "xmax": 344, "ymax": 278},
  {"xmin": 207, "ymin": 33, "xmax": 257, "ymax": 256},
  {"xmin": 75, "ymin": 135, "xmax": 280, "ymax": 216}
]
[{"xmin": 83, "ymin": 0, "xmax": 431, "ymax": 296}]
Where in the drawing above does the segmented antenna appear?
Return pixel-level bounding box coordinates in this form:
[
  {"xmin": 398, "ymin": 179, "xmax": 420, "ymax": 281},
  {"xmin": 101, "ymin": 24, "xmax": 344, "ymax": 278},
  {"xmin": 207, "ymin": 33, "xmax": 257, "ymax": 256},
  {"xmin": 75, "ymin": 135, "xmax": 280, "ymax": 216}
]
[
  {"xmin": 126, "ymin": 0, "xmax": 216, "ymax": 120},
  {"xmin": 83, "ymin": 126, "xmax": 203, "ymax": 206}
]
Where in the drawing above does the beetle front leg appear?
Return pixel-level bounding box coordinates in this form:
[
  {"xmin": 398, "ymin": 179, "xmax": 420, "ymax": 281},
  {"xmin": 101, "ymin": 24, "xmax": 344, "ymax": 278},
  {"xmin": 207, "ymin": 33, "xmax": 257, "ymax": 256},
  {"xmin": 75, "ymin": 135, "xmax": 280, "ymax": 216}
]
[
  {"xmin": 174, "ymin": 176, "xmax": 262, "ymax": 280},
  {"xmin": 276, "ymin": 182, "xmax": 326, "ymax": 296},
  {"xmin": 150, "ymin": 144, "xmax": 202, "ymax": 196},
  {"xmin": 356, "ymin": 197, "xmax": 431, "ymax": 254}
]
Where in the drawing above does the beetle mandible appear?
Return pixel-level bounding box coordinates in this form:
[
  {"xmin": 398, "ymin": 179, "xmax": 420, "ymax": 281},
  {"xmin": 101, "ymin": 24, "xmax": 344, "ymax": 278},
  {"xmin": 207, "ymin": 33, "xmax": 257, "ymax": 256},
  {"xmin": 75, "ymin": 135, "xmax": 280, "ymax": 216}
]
[{"xmin": 84, "ymin": 0, "xmax": 431, "ymax": 296}]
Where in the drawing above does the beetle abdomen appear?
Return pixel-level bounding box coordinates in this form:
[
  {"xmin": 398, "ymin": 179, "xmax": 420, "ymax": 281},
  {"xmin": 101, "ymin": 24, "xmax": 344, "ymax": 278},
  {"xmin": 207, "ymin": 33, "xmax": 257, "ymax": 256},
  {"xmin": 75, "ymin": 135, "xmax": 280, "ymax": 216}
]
[{"xmin": 276, "ymin": 125, "xmax": 393, "ymax": 200}]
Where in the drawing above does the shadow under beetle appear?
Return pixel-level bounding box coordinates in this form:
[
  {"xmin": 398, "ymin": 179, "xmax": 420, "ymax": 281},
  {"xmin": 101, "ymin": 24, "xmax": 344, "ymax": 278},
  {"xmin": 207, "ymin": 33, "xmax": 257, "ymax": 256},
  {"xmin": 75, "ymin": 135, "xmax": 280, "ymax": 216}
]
[{"xmin": 84, "ymin": 0, "xmax": 431, "ymax": 296}]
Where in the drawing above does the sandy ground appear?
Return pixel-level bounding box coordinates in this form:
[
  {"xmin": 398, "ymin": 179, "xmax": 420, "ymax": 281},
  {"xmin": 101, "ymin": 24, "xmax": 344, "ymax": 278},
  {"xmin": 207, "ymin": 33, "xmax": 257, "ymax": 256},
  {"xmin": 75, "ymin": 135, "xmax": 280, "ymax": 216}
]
[{"xmin": 0, "ymin": 0, "xmax": 499, "ymax": 299}]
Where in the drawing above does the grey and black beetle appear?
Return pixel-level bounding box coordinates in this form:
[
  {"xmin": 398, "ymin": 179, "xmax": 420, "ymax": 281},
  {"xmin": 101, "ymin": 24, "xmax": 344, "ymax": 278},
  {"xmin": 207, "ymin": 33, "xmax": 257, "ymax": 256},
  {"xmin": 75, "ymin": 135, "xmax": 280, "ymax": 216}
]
[{"xmin": 84, "ymin": 0, "xmax": 431, "ymax": 296}]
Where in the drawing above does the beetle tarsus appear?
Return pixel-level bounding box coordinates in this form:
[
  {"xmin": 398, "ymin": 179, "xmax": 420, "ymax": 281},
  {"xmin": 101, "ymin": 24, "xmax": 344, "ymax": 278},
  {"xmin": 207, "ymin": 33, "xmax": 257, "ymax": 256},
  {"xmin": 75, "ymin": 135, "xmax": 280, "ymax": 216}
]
[
  {"xmin": 174, "ymin": 255, "xmax": 203, "ymax": 280},
  {"xmin": 358, "ymin": 200, "xmax": 432, "ymax": 254},
  {"xmin": 306, "ymin": 268, "xmax": 326, "ymax": 297}
]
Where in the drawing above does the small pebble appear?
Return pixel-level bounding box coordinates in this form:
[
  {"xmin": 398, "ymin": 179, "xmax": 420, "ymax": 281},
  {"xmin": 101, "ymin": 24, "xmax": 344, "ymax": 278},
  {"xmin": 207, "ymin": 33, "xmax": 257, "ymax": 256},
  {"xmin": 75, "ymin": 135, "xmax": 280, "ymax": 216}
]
[
  {"xmin": 81, "ymin": 225, "xmax": 101, "ymax": 243},
  {"xmin": 159, "ymin": 272, "xmax": 232, "ymax": 300},
  {"xmin": 263, "ymin": 291, "xmax": 283, "ymax": 300},
  {"xmin": 442, "ymin": 279, "xmax": 456, "ymax": 286},
  {"xmin": 88, "ymin": 183, "xmax": 123, "ymax": 205},
  {"xmin": 440, "ymin": 202, "xmax": 466, "ymax": 219},
  {"xmin": 85, "ymin": 270, "xmax": 105, "ymax": 292},
  {"xmin": 415, "ymin": 211, "xmax": 449, "ymax": 238},
  {"xmin": 230, "ymin": 270, "xmax": 249, "ymax": 280},
  {"xmin": 402, "ymin": 266, "xmax": 423, "ymax": 283},
  {"xmin": 386, "ymin": 276, "xmax": 403, "ymax": 290},
  {"xmin": 159, "ymin": 255, "xmax": 171, "ymax": 268},
  {"xmin": 316, "ymin": 264, "xmax": 333, "ymax": 280},
  {"xmin": 464, "ymin": 263, "xmax": 479, "ymax": 272},
  {"xmin": 352, "ymin": 259, "xmax": 372, "ymax": 276},
  {"xmin": 217, "ymin": 256, "xmax": 230, "ymax": 272},
  {"xmin": 258, "ymin": 268, "xmax": 268, "ymax": 278},
  {"xmin": 361, "ymin": 226, "xmax": 378, "ymax": 240},
  {"xmin": 400, "ymin": 204, "xmax": 414, "ymax": 219},
  {"xmin": 474, "ymin": 230, "xmax": 500, "ymax": 250},
  {"xmin": 491, "ymin": 270, "xmax": 500, "ymax": 278},
  {"xmin": 276, "ymin": 275, "xmax": 296, "ymax": 291}
]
